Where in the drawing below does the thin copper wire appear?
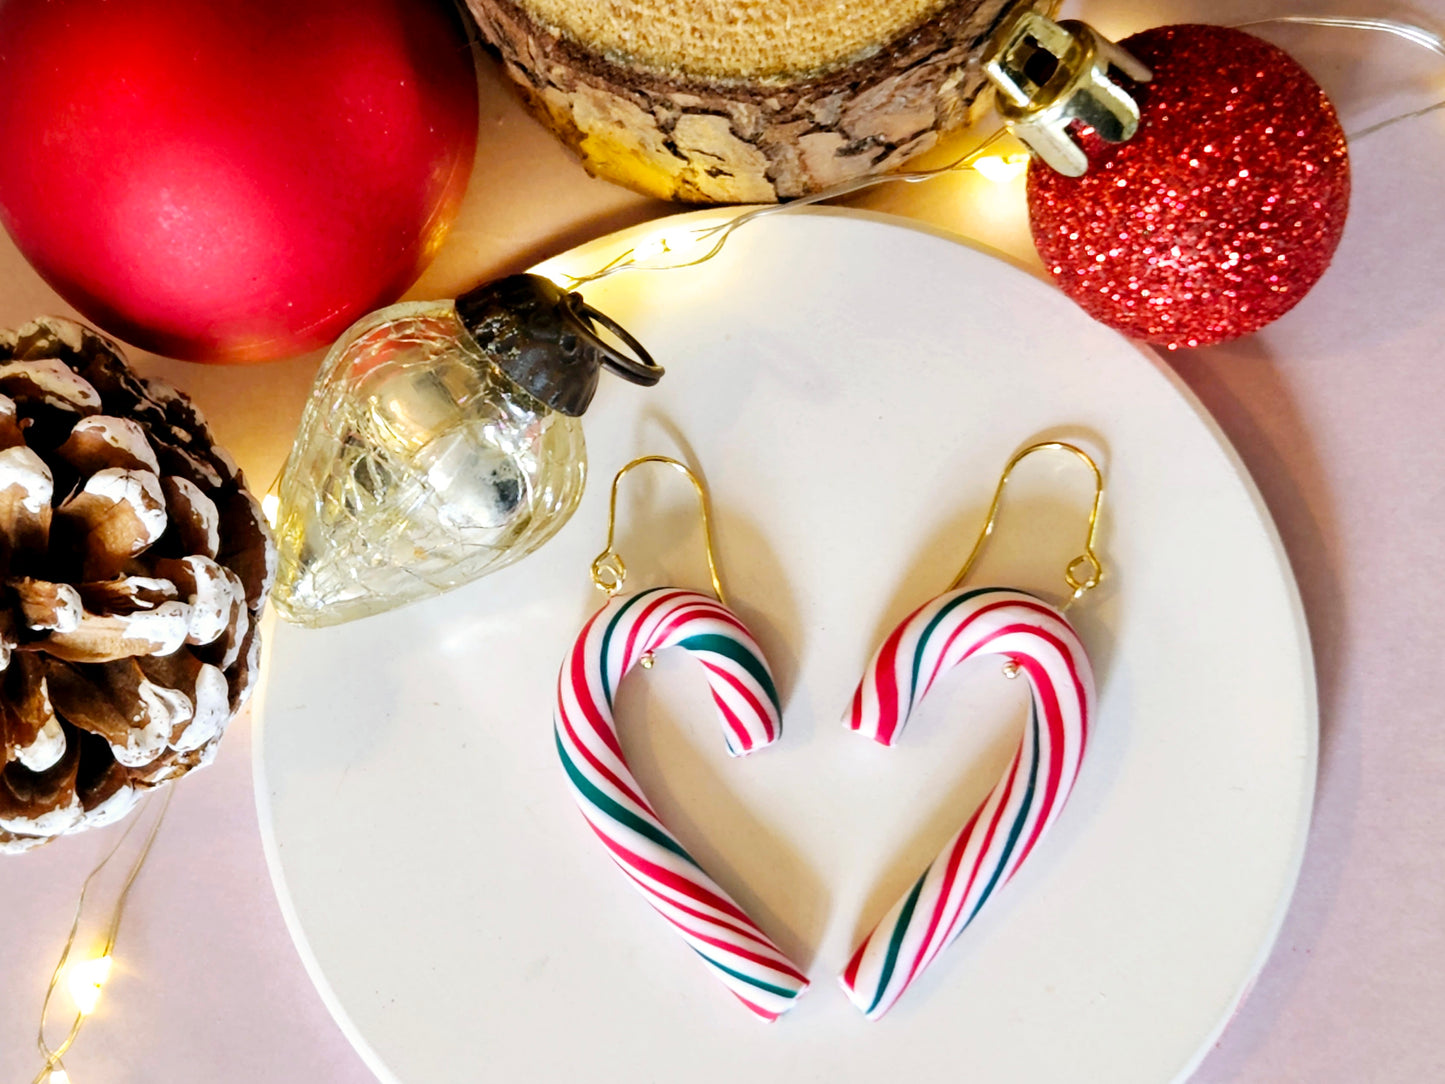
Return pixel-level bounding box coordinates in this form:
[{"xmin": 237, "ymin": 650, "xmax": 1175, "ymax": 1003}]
[
  {"xmin": 590, "ymin": 455, "xmax": 726, "ymax": 604},
  {"xmin": 17, "ymin": 18, "xmax": 1441, "ymax": 1084},
  {"xmin": 565, "ymin": 127, "xmax": 1011, "ymax": 287},
  {"xmin": 32, "ymin": 787, "xmax": 173, "ymax": 1084},
  {"xmin": 1231, "ymin": 15, "xmax": 1445, "ymax": 139},
  {"xmin": 948, "ymin": 441, "xmax": 1106, "ymax": 608},
  {"xmin": 563, "ymin": 15, "xmax": 1443, "ymax": 290}
]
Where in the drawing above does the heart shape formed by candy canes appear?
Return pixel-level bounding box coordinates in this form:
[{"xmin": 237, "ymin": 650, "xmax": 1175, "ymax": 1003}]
[
  {"xmin": 555, "ymin": 586, "xmax": 810, "ymax": 1020},
  {"xmin": 840, "ymin": 587, "xmax": 1094, "ymax": 1020}
]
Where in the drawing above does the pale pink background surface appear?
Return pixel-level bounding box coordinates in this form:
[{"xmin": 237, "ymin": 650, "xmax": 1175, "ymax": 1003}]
[{"xmin": 2, "ymin": 1, "xmax": 1442, "ymax": 1080}]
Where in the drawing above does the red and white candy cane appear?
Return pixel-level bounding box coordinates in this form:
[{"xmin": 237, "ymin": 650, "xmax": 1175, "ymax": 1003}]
[
  {"xmin": 555, "ymin": 583, "xmax": 809, "ymax": 1020},
  {"xmin": 840, "ymin": 587, "xmax": 1095, "ymax": 1019}
]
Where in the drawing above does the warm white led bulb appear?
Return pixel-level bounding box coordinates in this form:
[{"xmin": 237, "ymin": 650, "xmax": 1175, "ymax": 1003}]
[
  {"xmin": 261, "ymin": 493, "xmax": 280, "ymax": 527},
  {"xmin": 66, "ymin": 955, "xmax": 112, "ymax": 1016},
  {"xmin": 628, "ymin": 234, "xmax": 674, "ymax": 264},
  {"xmin": 972, "ymin": 153, "xmax": 1030, "ymax": 183},
  {"xmin": 48, "ymin": 1067, "xmax": 72, "ymax": 1084}
]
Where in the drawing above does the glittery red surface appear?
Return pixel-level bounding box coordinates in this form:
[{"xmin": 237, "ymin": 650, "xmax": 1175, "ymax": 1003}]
[{"xmin": 1027, "ymin": 24, "xmax": 1350, "ymax": 349}]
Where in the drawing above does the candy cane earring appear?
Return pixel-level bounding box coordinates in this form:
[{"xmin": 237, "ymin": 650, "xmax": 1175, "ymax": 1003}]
[
  {"xmin": 554, "ymin": 455, "xmax": 809, "ymax": 1020},
  {"xmin": 840, "ymin": 441, "xmax": 1104, "ymax": 1019}
]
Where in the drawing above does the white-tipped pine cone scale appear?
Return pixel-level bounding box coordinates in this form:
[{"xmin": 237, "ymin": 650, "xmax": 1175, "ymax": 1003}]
[
  {"xmin": 841, "ymin": 587, "xmax": 1093, "ymax": 1019},
  {"xmin": 0, "ymin": 318, "xmax": 275, "ymax": 853},
  {"xmin": 555, "ymin": 587, "xmax": 809, "ymax": 1019}
]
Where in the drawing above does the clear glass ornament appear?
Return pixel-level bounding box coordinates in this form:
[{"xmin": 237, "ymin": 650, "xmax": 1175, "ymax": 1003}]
[{"xmin": 270, "ymin": 275, "xmax": 659, "ymax": 627}]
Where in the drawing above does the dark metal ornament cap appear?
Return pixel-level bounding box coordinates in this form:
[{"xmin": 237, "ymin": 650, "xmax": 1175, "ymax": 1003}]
[{"xmin": 454, "ymin": 273, "xmax": 662, "ymax": 417}]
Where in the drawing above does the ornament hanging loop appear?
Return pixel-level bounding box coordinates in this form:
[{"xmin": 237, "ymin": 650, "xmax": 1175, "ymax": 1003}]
[
  {"xmin": 984, "ymin": 11, "xmax": 1152, "ymax": 177},
  {"xmin": 564, "ymin": 294, "xmax": 663, "ymax": 387},
  {"xmin": 590, "ymin": 456, "xmax": 727, "ymax": 604},
  {"xmin": 948, "ymin": 441, "xmax": 1106, "ymax": 606}
]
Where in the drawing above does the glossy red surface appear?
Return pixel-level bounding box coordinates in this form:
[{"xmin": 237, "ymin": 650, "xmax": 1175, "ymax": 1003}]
[{"xmin": 0, "ymin": 0, "xmax": 478, "ymax": 362}]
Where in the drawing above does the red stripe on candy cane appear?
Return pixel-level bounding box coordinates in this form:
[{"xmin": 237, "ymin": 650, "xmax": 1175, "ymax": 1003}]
[
  {"xmin": 920, "ymin": 599, "xmax": 1070, "ymax": 701},
  {"xmin": 609, "ymin": 856, "xmax": 785, "ymax": 950},
  {"xmin": 840, "ymin": 588, "xmax": 1094, "ymax": 1019},
  {"xmin": 555, "ymin": 670, "xmax": 654, "ymax": 815},
  {"xmin": 619, "ymin": 591, "xmax": 678, "ymax": 673},
  {"xmin": 555, "ymin": 588, "xmax": 806, "ymax": 1019},
  {"xmin": 593, "ymin": 830, "xmax": 762, "ymax": 933},
  {"xmin": 701, "ymin": 659, "xmax": 774, "ymax": 751}
]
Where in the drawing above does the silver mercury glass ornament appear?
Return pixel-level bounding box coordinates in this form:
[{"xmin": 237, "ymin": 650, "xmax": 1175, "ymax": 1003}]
[{"xmin": 270, "ymin": 273, "xmax": 661, "ymax": 627}]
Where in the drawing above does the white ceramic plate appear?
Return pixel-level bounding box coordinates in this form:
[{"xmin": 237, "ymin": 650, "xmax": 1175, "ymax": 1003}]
[{"xmin": 255, "ymin": 210, "xmax": 1316, "ymax": 1084}]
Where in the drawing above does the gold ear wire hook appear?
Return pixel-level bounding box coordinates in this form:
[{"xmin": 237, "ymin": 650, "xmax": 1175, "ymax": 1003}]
[
  {"xmin": 590, "ymin": 455, "xmax": 727, "ymax": 604},
  {"xmin": 948, "ymin": 441, "xmax": 1106, "ymax": 606}
]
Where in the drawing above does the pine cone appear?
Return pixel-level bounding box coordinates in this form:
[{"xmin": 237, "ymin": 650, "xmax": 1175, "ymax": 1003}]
[{"xmin": 0, "ymin": 318, "xmax": 274, "ymax": 853}]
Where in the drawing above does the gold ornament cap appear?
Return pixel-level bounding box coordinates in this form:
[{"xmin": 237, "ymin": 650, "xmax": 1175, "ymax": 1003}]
[{"xmin": 984, "ymin": 11, "xmax": 1152, "ymax": 177}]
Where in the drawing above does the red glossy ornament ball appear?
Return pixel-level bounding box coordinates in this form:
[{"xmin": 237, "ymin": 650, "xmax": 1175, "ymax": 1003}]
[
  {"xmin": 0, "ymin": 0, "xmax": 478, "ymax": 363},
  {"xmin": 1027, "ymin": 24, "xmax": 1350, "ymax": 349}
]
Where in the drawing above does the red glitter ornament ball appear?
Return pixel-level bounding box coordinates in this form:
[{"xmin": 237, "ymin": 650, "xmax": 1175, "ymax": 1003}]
[
  {"xmin": 1027, "ymin": 24, "xmax": 1350, "ymax": 349},
  {"xmin": 0, "ymin": 0, "xmax": 478, "ymax": 363}
]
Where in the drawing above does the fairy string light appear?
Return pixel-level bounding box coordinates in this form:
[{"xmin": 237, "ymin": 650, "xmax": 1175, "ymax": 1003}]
[
  {"xmin": 562, "ymin": 126, "xmax": 1014, "ymax": 287},
  {"xmin": 1233, "ymin": 15, "xmax": 1445, "ymax": 139},
  {"xmin": 18, "ymin": 15, "xmax": 1443, "ymax": 1081},
  {"xmin": 31, "ymin": 789, "xmax": 173, "ymax": 1084},
  {"xmin": 561, "ymin": 14, "xmax": 1444, "ymax": 288}
]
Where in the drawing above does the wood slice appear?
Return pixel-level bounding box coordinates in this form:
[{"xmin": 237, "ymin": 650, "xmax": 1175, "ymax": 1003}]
[{"xmin": 467, "ymin": 0, "xmax": 1052, "ymax": 203}]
